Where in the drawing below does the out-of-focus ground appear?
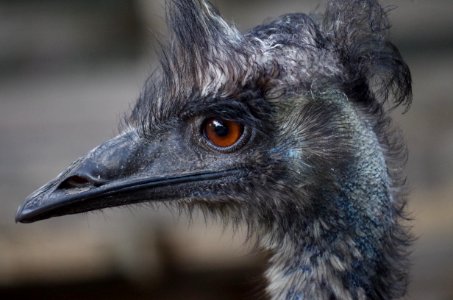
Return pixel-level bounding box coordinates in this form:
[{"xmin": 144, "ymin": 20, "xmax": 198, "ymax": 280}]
[{"xmin": 1, "ymin": 0, "xmax": 452, "ymax": 299}]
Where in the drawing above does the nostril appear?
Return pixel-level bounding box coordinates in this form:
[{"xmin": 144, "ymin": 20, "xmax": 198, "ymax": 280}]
[
  {"xmin": 58, "ymin": 175, "xmax": 103, "ymax": 190},
  {"xmin": 59, "ymin": 176, "xmax": 91, "ymax": 189}
]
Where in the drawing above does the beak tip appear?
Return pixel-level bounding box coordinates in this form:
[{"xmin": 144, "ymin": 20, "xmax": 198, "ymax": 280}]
[
  {"xmin": 15, "ymin": 203, "xmax": 32, "ymax": 223},
  {"xmin": 15, "ymin": 205, "xmax": 26, "ymax": 223},
  {"xmin": 15, "ymin": 200, "xmax": 37, "ymax": 223}
]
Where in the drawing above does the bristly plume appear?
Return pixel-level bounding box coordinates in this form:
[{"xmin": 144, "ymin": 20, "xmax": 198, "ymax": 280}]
[
  {"xmin": 130, "ymin": 0, "xmax": 412, "ymax": 136},
  {"xmin": 322, "ymin": 0, "xmax": 412, "ymax": 109},
  {"xmin": 130, "ymin": 0, "xmax": 259, "ymax": 133},
  {"xmin": 164, "ymin": 0, "xmax": 246, "ymax": 93}
]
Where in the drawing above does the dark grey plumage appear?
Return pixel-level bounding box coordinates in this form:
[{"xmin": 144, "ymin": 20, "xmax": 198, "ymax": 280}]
[{"xmin": 16, "ymin": 0, "xmax": 412, "ymax": 299}]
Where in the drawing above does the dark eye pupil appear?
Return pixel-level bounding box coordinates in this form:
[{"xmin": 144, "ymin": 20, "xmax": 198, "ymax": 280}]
[{"xmin": 211, "ymin": 119, "xmax": 229, "ymax": 137}]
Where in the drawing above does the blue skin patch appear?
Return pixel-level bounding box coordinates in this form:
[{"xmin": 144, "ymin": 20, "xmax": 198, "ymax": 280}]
[
  {"xmin": 287, "ymin": 149, "xmax": 302, "ymax": 159},
  {"xmin": 332, "ymin": 186, "xmax": 382, "ymax": 295},
  {"xmin": 269, "ymin": 147, "xmax": 301, "ymax": 159}
]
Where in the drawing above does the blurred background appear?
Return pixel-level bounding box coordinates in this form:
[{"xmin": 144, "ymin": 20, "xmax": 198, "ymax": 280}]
[{"xmin": 1, "ymin": 0, "xmax": 452, "ymax": 299}]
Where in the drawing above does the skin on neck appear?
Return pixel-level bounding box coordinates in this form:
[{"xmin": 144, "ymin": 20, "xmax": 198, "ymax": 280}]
[{"xmin": 261, "ymin": 94, "xmax": 405, "ymax": 300}]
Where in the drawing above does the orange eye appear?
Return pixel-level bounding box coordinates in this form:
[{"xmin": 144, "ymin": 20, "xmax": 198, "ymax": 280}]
[{"xmin": 203, "ymin": 118, "xmax": 244, "ymax": 148}]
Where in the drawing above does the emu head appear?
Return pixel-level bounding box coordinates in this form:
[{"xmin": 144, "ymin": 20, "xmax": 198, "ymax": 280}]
[{"xmin": 17, "ymin": 0, "xmax": 411, "ymax": 299}]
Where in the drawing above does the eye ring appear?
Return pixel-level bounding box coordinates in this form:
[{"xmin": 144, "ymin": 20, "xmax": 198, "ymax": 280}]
[{"xmin": 201, "ymin": 117, "xmax": 250, "ymax": 152}]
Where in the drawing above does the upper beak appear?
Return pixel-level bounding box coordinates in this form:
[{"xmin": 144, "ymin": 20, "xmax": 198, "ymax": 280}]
[{"xmin": 16, "ymin": 130, "xmax": 241, "ymax": 223}]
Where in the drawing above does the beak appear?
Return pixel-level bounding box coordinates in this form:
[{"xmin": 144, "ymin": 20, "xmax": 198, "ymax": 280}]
[{"xmin": 16, "ymin": 129, "xmax": 242, "ymax": 223}]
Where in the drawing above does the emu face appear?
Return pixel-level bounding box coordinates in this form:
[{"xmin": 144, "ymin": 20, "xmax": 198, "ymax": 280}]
[
  {"xmin": 16, "ymin": 0, "xmax": 412, "ymax": 298},
  {"xmin": 15, "ymin": 1, "xmax": 333, "ymax": 225},
  {"xmin": 15, "ymin": 113, "xmax": 269, "ymax": 222}
]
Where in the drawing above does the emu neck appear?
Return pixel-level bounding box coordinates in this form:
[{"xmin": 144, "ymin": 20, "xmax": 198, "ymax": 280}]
[
  {"xmin": 266, "ymin": 177, "xmax": 393, "ymax": 299},
  {"xmin": 265, "ymin": 106, "xmax": 397, "ymax": 300}
]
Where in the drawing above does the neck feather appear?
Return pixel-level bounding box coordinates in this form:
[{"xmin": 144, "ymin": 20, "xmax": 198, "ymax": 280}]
[{"xmin": 263, "ymin": 101, "xmax": 409, "ymax": 299}]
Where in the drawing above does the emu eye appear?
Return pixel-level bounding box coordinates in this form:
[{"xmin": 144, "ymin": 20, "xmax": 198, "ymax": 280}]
[{"xmin": 202, "ymin": 118, "xmax": 244, "ymax": 148}]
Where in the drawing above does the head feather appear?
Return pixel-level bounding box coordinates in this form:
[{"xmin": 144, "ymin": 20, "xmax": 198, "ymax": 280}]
[
  {"xmin": 129, "ymin": 0, "xmax": 412, "ymax": 135},
  {"xmin": 322, "ymin": 0, "xmax": 412, "ymax": 109}
]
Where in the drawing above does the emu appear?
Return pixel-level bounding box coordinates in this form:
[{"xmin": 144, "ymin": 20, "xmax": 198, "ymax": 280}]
[{"xmin": 16, "ymin": 0, "xmax": 412, "ymax": 299}]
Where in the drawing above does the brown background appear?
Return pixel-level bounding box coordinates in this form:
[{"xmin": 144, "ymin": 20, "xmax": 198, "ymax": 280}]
[{"xmin": 1, "ymin": 0, "xmax": 452, "ymax": 299}]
